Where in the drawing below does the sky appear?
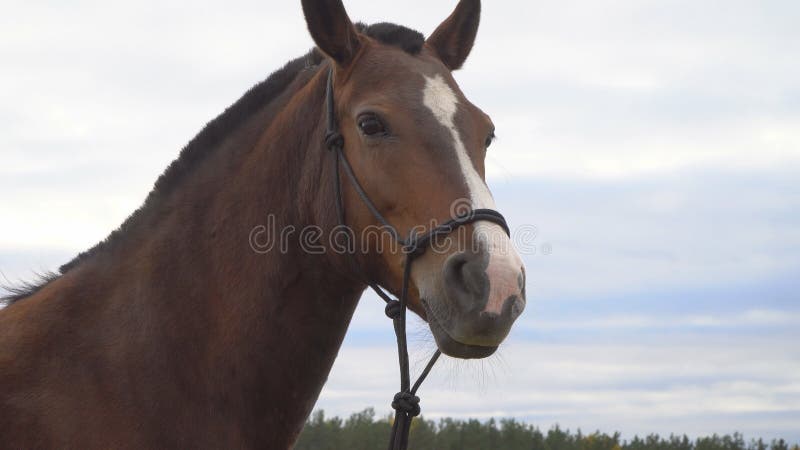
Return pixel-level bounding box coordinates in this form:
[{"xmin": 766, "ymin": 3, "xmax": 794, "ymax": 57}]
[{"xmin": 1, "ymin": 0, "xmax": 799, "ymax": 442}]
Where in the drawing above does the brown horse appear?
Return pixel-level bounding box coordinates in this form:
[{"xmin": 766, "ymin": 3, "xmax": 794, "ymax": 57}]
[{"xmin": 0, "ymin": 0, "xmax": 525, "ymax": 448}]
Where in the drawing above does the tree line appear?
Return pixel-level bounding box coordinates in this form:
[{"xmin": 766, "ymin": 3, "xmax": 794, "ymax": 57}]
[{"xmin": 294, "ymin": 408, "xmax": 798, "ymax": 450}]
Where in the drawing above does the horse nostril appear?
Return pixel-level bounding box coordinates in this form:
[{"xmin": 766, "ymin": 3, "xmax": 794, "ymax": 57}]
[
  {"xmin": 443, "ymin": 251, "xmax": 490, "ymax": 311},
  {"xmin": 504, "ymin": 295, "xmax": 525, "ymax": 321}
]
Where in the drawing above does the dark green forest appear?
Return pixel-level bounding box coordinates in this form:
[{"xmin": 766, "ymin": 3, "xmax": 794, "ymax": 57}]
[{"xmin": 295, "ymin": 408, "xmax": 799, "ymax": 450}]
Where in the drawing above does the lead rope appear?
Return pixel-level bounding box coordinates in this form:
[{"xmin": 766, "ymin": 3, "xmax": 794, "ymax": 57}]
[{"xmin": 323, "ymin": 68, "xmax": 509, "ymax": 450}]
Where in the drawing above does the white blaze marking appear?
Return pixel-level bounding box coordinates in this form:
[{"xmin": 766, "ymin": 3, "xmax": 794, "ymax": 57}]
[
  {"xmin": 422, "ymin": 75, "xmax": 495, "ymax": 210},
  {"xmin": 422, "ymin": 75, "xmax": 524, "ymax": 314}
]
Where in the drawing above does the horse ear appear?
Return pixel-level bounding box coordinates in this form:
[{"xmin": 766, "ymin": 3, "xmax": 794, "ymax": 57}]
[
  {"xmin": 426, "ymin": 0, "xmax": 481, "ymax": 71},
  {"xmin": 301, "ymin": 0, "xmax": 361, "ymax": 66}
]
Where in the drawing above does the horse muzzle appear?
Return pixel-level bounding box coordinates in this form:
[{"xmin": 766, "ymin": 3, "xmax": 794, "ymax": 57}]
[{"xmin": 423, "ymin": 249, "xmax": 526, "ymax": 359}]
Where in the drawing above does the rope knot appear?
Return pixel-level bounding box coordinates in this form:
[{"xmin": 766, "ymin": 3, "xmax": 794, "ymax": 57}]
[
  {"xmin": 391, "ymin": 391, "xmax": 421, "ymax": 417},
  {"xmin": 403, "ymin": 239, "xmax": 426, "ymax": 258},
  {"xmin": 384, "ymin": 301, "xmax": 402, "ymax": 320},
  {"xmin": 325, "ymin": 131, "xmax": 344, "ymax": 151}
]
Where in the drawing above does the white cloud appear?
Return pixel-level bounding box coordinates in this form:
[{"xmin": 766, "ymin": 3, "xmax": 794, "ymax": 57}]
[
  {"xmin": 1, "ymin": 0, "xmax": 799, "ymax": 186},
  {"xmin": 520, "ymin": 309, "xmax": 800, "ymax": 332}
]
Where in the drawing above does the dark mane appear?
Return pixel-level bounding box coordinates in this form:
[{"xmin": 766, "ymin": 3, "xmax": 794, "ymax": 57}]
[
  {"xmin": 1, "ymin": 271, "xmax": 59, "ymax": 305},
  {"xmin": 2, "ymin": 22, "xmax": 425, "ymax": 305},
  {"xmin": 52, "ymin": 48, "xmax": 325, "ymax": 278}
]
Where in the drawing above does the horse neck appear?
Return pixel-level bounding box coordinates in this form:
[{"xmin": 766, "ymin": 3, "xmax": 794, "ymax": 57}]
[
  {"xmin": 24, "ymin": 66, "xmax": 363, "ymax": 444},
  {"xmin": 156, "ymin": 68, "xmax": 365, "ymax": 435}
]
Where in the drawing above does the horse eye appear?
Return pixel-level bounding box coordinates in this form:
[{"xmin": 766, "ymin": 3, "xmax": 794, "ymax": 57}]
[
  {"xmin": 485, "ymin": 131, "xmax": 496, "ymax": 148},
  {"xmin": 358, "ymin": 115, "xmax": 387, "ymax": 136}
]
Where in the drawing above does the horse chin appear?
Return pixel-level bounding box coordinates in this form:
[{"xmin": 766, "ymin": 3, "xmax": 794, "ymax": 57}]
[{"xmin": 423, "ymin": 301, "xmax": 498, "ymax": 359}]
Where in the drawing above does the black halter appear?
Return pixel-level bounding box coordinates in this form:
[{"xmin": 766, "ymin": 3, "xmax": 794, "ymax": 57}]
[{"xmin": 323, "ymin": 68, "xmax": 511, "ymax": 450}]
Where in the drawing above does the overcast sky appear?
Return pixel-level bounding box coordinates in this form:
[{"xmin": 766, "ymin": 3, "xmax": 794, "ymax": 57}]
[{"xmin": 1, "ymin": 0, "xmax": 799, "ymax": 442}]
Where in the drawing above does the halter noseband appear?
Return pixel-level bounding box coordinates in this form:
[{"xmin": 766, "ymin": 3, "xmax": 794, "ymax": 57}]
[{"xmin": 323, "ymin": 68, "xmax": 510, "ymax": 450}]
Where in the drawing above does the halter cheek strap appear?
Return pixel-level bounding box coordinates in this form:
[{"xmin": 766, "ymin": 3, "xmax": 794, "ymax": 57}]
[{"xmin": 323, "ymin": 68, "xmax": 510, "ymax": 450}]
